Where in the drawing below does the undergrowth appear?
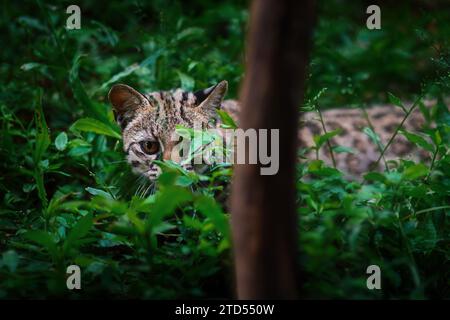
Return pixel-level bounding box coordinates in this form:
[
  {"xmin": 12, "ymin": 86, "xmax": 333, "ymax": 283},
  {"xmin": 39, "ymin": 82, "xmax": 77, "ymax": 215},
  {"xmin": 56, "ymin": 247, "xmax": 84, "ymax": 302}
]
[{"xmin": 0, "ymin": 1, "xmax": 449, "ymax": 299}]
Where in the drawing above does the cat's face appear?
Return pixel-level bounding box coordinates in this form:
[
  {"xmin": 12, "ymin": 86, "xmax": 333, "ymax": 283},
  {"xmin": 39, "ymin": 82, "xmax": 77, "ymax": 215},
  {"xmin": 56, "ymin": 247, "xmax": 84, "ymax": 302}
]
[{"xmin": 108, "ymin": 81, "xmax": 227, "ymax": 180}]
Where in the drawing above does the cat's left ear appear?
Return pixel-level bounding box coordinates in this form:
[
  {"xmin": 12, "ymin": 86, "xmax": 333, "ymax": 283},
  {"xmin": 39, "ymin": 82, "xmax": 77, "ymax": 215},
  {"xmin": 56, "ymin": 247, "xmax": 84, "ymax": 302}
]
[{"xmin": 194, "ymin": 80, "xmax": 228, "ymax": 110}]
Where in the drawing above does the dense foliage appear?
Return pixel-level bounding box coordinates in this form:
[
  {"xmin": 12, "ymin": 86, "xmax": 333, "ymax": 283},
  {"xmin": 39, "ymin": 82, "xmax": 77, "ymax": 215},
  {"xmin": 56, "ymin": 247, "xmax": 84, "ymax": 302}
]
[{"xmin": 0, "ymin": 1, "xmax": 449, "ymax": 299}]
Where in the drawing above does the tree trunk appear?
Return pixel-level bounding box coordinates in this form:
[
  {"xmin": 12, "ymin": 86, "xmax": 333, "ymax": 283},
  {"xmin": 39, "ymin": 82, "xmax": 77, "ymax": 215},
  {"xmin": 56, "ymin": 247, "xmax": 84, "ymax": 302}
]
[{"xmin": 230, "ymin": 0, "xmax": 315, "ymax": 299}]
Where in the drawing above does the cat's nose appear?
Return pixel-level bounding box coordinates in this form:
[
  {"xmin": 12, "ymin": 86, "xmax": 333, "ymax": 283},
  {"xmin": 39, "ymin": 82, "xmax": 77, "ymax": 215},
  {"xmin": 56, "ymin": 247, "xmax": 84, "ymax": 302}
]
[
  {"xmin": 162, "ymin": 148, "xmax": 172, "ymax": 161},
  {"xmin": 162, "ymin": 144, "xmax": 177, "ymax": 161}
]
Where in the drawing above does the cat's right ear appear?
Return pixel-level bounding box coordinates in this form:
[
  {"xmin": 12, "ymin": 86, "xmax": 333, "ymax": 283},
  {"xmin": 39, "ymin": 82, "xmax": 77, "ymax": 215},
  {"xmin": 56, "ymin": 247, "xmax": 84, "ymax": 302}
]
[
  {"xmin": 109, "ymin": 84, "xmax": 149, "ymax": 129},
  {"xmin": 108, "ymin": 84, "xmax": 150, "ymax": 114}
]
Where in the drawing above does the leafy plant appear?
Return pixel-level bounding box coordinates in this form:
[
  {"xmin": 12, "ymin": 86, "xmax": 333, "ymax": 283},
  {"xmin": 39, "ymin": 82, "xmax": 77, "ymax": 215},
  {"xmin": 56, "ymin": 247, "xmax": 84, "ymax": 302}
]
[{"xmin": 0, "ymin": 0, "xmax": 448, "ymax": 299}]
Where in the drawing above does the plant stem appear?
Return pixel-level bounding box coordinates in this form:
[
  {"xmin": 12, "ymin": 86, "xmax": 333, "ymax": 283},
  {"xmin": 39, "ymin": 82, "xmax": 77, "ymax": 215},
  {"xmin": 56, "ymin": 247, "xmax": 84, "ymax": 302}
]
[
  {"xmin": 374, "ymin": 94, "xmax": 424, "ymax": 168},
  {"xmin": 361, "ymin": 105, "xmax": 389, "ymax": 172},
  {"xmin": 425, "ymin": 146, "xmax": 439, "ymax": 182},
  {"xmin": 316, "ymin": 106, "xmax": 337, "ymax": 168}
]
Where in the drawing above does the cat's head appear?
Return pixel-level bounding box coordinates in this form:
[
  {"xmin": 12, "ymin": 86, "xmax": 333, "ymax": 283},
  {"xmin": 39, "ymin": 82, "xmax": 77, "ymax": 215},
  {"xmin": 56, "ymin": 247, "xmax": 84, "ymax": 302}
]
[{"xmin": 108, "ymin": 81, "xmax": 228, "ymax": 180}]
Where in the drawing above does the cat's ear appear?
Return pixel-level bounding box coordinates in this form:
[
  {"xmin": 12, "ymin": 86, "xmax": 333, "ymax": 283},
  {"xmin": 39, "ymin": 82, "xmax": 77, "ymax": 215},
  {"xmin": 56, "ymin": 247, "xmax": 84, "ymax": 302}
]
[
  {"xmin": 194, "ymin": 80, "xmax": 228, "ymax": 110},
  {"xmin": 108, "ymin": 84, "xmax": 150, "ymax": 114}
]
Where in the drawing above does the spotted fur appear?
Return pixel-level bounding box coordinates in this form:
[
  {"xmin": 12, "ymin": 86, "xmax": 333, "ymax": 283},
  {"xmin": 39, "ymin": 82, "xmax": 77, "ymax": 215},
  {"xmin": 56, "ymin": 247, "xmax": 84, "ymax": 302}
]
[
  {"xmin": 298, "ymin": 103, "xmax": 433, "ymax": 176},
  {"xmin": 109, "ymin": 81, "xmax": 439, "ymax": 180},
  {"xmin": 109, "ymin": 81, "xmax": 228, "ymax": 180}
]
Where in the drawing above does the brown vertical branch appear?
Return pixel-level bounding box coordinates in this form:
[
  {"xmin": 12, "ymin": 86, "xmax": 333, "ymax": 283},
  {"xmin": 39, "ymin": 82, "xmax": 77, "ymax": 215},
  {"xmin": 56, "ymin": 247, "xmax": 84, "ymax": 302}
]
[{"xmin": 230, "ymin": 0, "xmax": 315, "ymax": 299}]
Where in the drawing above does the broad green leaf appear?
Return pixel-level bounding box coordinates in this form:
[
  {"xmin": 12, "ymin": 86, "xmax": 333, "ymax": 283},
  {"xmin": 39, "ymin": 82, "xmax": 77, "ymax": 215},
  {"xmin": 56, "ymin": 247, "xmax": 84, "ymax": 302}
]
[
  {"xmin": 55, "ymin": 132, "xmax": 68, "ymax": 151},
  {"xmin": 147, "ymin": 186, "xmax": 192, "ymax": 229},
  {"xmin": 385, "ymin": 171, "xmax": 402, "ymax": 184},
  {"xmin": 68, "ymin": 138, "xmax": 92, "ymax": 157},
  {"xmin": 85, "ymin": 187, "xmax": 113, "ymax": 199},
  {"xmin": 68, "ymin": 145, "xmax": 92, "ymax": 157},
  {"xmin": 71, "ymin": 118, "xmax": 121, "ymax": 139},
  {"xmin": 310, "ymin": 167, "xmax": 342, "ymax": 178},
  {"xmin": 64, "ymin": 213, "xmax": 94, "ymax": 250},
  {"xmin": 313, "ymin": 129, "xmax": 342, "ymax": 149},
  {"xmin": 433, "ymin": 130, "xmax": 442, "ymax": 146},
  {"xmin": 363, "ymin": 172, "xmax": 387, "ymax": 183},
  {"xmin": 308, "ymin": 160, "xmax": 324, "ymax": 171},
  {"xmin": 183, "ymin": 215, "xmax": 203, "ymax": 230},
  {"xmin": 195, "ymin": 195, "xmax": 229, "ymax": 239},
  {"xmin": 403, "ymin": 163, "xmax": 428, "ymax": 180},
  {"xmin": 25, "ymin": 230, "xmax": 57, "ymax": 257},
  {"xmin": 176, "ymin": 175, "xmax": 196, "ymax": 187},
  {"xmin": 399, "ymin": 129, "xmax": 434, "ymax": 152}
]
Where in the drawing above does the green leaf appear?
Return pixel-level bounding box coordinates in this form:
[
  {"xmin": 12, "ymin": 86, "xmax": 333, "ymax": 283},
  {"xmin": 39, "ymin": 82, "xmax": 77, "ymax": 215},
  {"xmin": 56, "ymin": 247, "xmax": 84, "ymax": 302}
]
[
  {"xmin": 33, "ymin": 89, "xmax": 49, "ymax": 208},
  {"xmin": 385, "ymin": 171, "xmax": 402, "ymax": 184},
  {"xmin": 33, "ymin": 89, "xmax": 50, "ymax": 163},
  {"xmin": 411, "ymin": 215, "xmax": 437, "ymax": 253},
  {"xmin": 195, "ymin": 195, "xmax": 229, "ymax": 239},
  {"xmin": 68, "ymin": 145, "xmax": 92, "ymax": 157},
  {"xmin": 175, "ymin": 27, "xmax": 205, "ymax": 42},
  {"xmin": 71, "ymin": 118, "xmax": 121, "ymax": 139},
  {"xmin": 2, "ymin": 250, "xmax": 19, "ymax": 272},
  {"xmin": 96, "ymin": 50, "xmax": 162, "ymax": 93},
  {"xmin": 152, "ymin": 222, "xmax": 176, "ymax": 235},
  {"xmin": 69, "ymin": 55, "xmax": 110, "ymax": 123},
  {"xmin": 68, "ymin": 139, "xmax": 92, "ymax": 157},
  {"xmin": 363, "ymin": 172, "xmax": 386, "ymax": 183},
  {"xmin": 64, "ymin": 213, "xmax": 94, "ymax": 250},
  {"xmin": 100, "ymin": 65, "xmax": 140, "ymax": 91},
  {"xmin": 332, "ymin": 145, "xmax": 355, "ymax": 154},
  {"xmin": 388, "ymin": 92, "xmax": 406, "ymax": 112},
  {"xmin": 85, "ymin": 187, "xmax": 113, "ymax": 199},
  {"xmin": 55, "ymin": 132, "xmax": 68, "ymax": 151},
  {"xmin": 313, "ymin": 129, "xmax": 342, "ymax": 149},
  {"xmin": 147, "ymin": 186, "xmax": 192, "ymax": 229},
  {"xmin": 308, "ymin": 160, "xmax": 324, "ymax": 171},
  {"xmin": 176, "ymin": 175, "xmax": 196, "ymax": 187},
  {"xmin": 433, "ymin": 130, "xmax": 442, "ymax": 146},
  {"xmin": 403, "ymin": 163, "xmax": 428, "ymax": 180},
  {"xmin": 217, "ymin": 109, "xmax": 238, "ymax": 129},
  {"xmin": 177, "ymin": 71, "xmax": 195, "ymax": 91},
  {"xmin": 399, "ymin": 129, "xmax": 434, "ymax": 153},
  {"xmin": 418, "ymin": 100, "xmax": 431, "ymax": 123},
  {"xmin": 363, "ymin": 127, "xmax": 383, "ymax": 146},
  {"xmin": 21, "ymin": 62, "xmax": 44, "ymax": 71},
  {"xmin": 25, "ymin": 230, "xmax": 57, "ymax": 257}
]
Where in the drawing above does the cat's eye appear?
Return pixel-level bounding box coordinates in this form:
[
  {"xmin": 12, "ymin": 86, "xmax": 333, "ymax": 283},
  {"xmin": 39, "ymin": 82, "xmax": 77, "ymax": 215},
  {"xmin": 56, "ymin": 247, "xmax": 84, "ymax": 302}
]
[{"xmin": 140, "ymin": 140, "xmax": 160, "ymax": 155}]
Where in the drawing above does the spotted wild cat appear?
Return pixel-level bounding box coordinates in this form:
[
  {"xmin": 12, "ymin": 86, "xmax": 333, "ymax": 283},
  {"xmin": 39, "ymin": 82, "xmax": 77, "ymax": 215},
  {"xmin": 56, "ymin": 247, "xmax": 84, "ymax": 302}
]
[
  {"xmin": 109, "ymin": 81, "xmax": 435, "ymax": 179},
  {"xmin": 108, "ymin": 81, "xmax": 230, "ymax": 179}
]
